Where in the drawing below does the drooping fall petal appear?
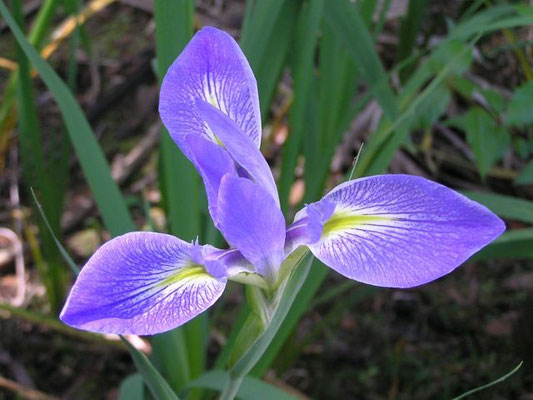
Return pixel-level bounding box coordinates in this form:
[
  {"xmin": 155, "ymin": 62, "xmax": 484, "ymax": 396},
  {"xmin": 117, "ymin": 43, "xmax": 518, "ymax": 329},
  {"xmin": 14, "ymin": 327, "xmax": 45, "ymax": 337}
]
[
  {"xmin": 60, "ymin": 232, "xmax": 226, "ymax": 335},
  {"xmin": 292, "ymin": 175, "xmax": 505, "ymax": 288}
]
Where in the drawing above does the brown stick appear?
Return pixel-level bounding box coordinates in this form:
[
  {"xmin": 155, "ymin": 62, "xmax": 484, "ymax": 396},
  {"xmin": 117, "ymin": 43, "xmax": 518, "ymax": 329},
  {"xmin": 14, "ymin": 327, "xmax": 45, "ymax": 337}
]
[{"xmin": 0, "ymin": 376, "xmax": 59, "ymax": 400}]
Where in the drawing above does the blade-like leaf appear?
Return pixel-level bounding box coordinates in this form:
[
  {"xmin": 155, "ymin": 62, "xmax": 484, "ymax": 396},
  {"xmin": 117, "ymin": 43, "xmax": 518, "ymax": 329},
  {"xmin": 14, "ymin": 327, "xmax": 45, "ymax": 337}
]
[
  {"xmin": 324, "ymin": 0, "xmax": 399, "ymax": 122},
  {"xmin": 241, "ymin": 0, "xmax": 299, "ymax": 118},
  {"xmin": 473, "ymin": 229, "xmax": 533, "ymax": 260},
  {"xmin": 118, "ymin": 374, "xmax": 145, "ymax": 400},
  {"xmin": 232, "ymin": 249, "xmax": 312, "ymax": 377},
  {"xmin": 462, "ymin": 191, "xmax": 533, "ymax": 224},
  {"xmin": 278, "ymin": 0, "xmax": 324, "ymax": 212},
  {"xmin": 187, "ymin": 370, "xmax": 297, "ymax": 400},
  {"xmin": 122, "ymin": 337, "xmax": 180, "ymax": 400}
]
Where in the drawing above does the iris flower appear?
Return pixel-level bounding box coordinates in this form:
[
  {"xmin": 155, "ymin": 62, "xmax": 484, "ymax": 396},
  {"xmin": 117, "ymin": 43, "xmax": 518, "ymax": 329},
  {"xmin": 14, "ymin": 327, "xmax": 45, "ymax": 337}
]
[{"xmin": 60, "ymin": 27, "xmax": 504, "ymax": 335}]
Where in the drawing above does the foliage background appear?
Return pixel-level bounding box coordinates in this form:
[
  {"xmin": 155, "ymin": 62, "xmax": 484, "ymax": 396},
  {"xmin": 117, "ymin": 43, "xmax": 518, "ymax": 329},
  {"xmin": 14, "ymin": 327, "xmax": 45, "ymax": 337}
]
[{"xmin": 0, "ymin": 0, "xmax": 532, "ymax": 399}]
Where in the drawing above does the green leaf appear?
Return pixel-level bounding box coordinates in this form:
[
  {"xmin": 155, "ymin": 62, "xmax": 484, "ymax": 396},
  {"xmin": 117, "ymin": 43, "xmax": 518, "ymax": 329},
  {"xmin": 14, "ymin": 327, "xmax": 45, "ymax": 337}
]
[
  {"xmin": 249, "ymin": 259, "xmax": 328, "ymax": 376},
  {"xmin": 516, "ymin": 160, "xmax": 533, "ymax": 185},
  {"xmin": 121, "ymin": 337, "xmax": 180, "ymax": 400},
  {"xmin": 474, "ymin": 229, "xmax": 533, "ymax": 260},
  {"xmin": 231, "ymin": 249, "xmax": 313, "ymax": 377},
  {"xmin": 412, "ymin": 84, "xmax": 451, "ymax": 130},
  {"xmin": 0, "ymin": 0, "xmax": 135, "ymax": 237},
  {"xmin": 278, "ymin": 0, "xmax": 324, "ymax": 212},
  {"xmin": 396, "ymin": 0, "xmax": 427, "ymax": 81},
  {"xmin": 118, "ymin": 374, "xmax": 145, "ymax": 400},
  {"xmin": 462, "ymin": 190, "xmax": 533, "ymax": 224},
  {"xmin": 427, "ymin": 39, "xmax": 474, "ymax": 76},
  {"xmin": 324, "ymin": 0, "xmax": 399, "ymax": 122},
  {"xmin": 187, "ymin": 370, "xmax": 297, "ymax": 400},
  {"xmin": 449, "ymin": 107, "xmax": 509, "ymax": 177},
  {"xmin": 241, "ymin": 0, "xmax": 299, "ymax": 119},
  {"xmin": 151, "ymin": 329, "xmax": 191, "ymax": 393},
  {"xmin": 30, "ymin": 188, "xmax": 79, "ymax": 275},
  {"xmin": 481, "ymin": 88, "xmax": 506, "ymax": 114},
  {"xmin": 506, "ymin": 81, "xmax": 533, "ymax": 126}
]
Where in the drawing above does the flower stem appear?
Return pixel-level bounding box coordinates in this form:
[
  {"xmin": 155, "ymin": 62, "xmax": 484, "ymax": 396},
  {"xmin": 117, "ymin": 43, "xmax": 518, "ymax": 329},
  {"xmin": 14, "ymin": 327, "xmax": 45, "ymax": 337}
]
[{"xmin": 219, "ymin": 373, "xmax": 244, "ymax": 400}]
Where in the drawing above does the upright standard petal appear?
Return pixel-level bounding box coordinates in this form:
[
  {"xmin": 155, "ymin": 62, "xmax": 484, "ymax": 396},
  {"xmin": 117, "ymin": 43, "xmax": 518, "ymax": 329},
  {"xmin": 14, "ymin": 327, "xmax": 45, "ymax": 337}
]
[
  {"xmin": 60, "ymin": 232, "xmax": 226, "ymax": 335},
  {"xmin": 195, "ymin": 100, "xmax": 279, "ymax": 206},
  {"xmin": 185, "ymin": 134, "xmax": 237, "ymax": 223},
  {"xmin": 294, "ymin": 175, "xmax": 505, "ymax": 288},
  {"xmin": 217, "ymin": 176, "xmax": 286, "ymax": 284},
  {"xmin": 159, "ymin": 26, "xmax": 261, "ymax": 160}
]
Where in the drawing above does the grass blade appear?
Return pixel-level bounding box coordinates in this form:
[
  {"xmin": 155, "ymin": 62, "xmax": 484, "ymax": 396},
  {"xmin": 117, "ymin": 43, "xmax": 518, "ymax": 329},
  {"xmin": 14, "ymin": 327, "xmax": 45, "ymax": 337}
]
[
  {"xmin": 473, "ymin": 229, "xmax": 533, "ymax": 260},
  {"xmin": 232, "ymin": 250, "xmax": 313, "ymax": 377},
  {"xmin": 462, "ymin": 191, "xmax": 533, "ymax": 224},
  {"xmin": 122, "ymin": 337, "xmax": 180, "ymax": 400},
  {"xmin": 241, "ymin": 0, "xmax": 299, "ymax": 119},
  {"xmin": 324, "ymin": 0, "xmax": 399, "ymax": 122},
  {"xmin": 396, "ymin": 0, "xmax": 428, "ymax": 81},
  {"xmin": 118, "ymin": 374, "xmax": 145, "ymax": 400},
  {"xmin": 278, "ymin": 0, "xmax": 324, "ymax": 211},
  {"xmin": 451, "ymin": 361, "xmax": 523, "ymax": 400}
]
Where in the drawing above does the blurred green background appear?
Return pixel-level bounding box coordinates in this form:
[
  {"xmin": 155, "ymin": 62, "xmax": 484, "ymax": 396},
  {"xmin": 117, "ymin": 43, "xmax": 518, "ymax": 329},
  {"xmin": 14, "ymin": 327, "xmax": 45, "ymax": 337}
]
[{"xmin": 0, "ymin": 0, "xmax": 532, "ymax": 398}]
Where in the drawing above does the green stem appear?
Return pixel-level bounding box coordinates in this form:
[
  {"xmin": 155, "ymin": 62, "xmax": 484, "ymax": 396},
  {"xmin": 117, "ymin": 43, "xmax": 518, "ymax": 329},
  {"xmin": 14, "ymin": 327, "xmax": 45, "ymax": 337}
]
[{"xmin": 219, "ymin": 374, "xmax": 244, "ymax": 400}]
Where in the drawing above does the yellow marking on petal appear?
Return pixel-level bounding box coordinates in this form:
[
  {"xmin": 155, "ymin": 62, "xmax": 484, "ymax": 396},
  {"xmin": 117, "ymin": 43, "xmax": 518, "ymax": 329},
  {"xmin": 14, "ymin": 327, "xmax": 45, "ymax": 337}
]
[
  {"xmin": 323, "ymin": 211, "xmax": 394, "ymax": 236},
  {"xmin": 157, "ymin": 264, "xmax": 210, "ymax": 287},
  {"xmin": 214, "ymin": 135, "xmax": 224, "ymax": 147},
  {"xmin": 208, "ymin": 94, "xmax": 218, "ymax": 107}
]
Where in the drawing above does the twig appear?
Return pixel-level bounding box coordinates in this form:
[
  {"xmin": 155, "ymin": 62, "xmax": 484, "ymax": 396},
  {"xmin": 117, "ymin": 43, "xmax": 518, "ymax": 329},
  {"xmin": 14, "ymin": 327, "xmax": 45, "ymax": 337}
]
[
  {"xmin": 0, "ymin": 348, "xmax": 35, "ymax": 389},
  {"xmin": 331, "ymin": 100, "xmax": 382, "ymax": 172},
  {"xmin": 7, "ymin": 145, "xmax": 25, "ymax": 306},
  {"xmin": 0, "ymin": 302, "xmax": 128, "ymax": 351},
  {"xmin": 0, "ymin": 57, "xmax": 17, "ymax": 71},
  {"xmin": 0, "ymin": 375, "xmax": 59, "ymax": 400},
  {"xmin": 0, "ymin": 229, "xmax": 25, "ymax": 306},
  {"xmin": 435, "ymin": 123, "xmax": 475, "ymax": 161},
  {"xmin": 40, "ymin": 0, "xmax": 117, "ymax": 60}
]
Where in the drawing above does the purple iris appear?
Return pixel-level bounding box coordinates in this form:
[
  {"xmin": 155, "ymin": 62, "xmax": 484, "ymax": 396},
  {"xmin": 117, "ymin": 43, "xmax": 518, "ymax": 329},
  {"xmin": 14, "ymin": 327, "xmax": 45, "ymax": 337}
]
[{"xmin": 60, "ymin": 27, "xmax": 505, "ymax": 335}]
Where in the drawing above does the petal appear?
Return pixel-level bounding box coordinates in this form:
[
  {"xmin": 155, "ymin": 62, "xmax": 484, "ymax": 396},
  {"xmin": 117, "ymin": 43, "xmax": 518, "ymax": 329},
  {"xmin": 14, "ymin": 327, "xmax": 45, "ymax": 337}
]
[
  {"xmin": 295, "ymin": 174, "xmax": 505, "ymax": 288},
  {"xmin": 60, "ymin": 232, "xmax": 226, "ymax": 335},
  {"xmin": 185, "ymin": 134, "xmax": 237, "ymax": 223},
  {"xmin": 217, "ymin": 176, "xmax": 286, "ymax": 284},
  {"xmin": 285, "ymin": 198, "xmax": 335, "ymax": 254},
  {"xmin": 195, "ymin": 99, "xmax": 279, "ymax": 206},
  {"xmin": 159, "ymin": 26, "xmax": 261, "ymax": 160}
]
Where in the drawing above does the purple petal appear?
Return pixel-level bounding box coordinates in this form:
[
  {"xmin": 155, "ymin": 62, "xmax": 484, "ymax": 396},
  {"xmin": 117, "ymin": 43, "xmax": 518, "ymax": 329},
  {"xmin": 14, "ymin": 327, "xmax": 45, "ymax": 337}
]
[
  {"xmin": 60, "ymin": 232, "xmax": 226, "ymax": 335},
  {"xmin": 159, "ymin": 26, "xmax": 261, "ymax": 161},
  {"xmin": 285, "ymin": 198, "xmax": 335, "ymax": 254},
  {"xmin": 195, "ymin": 99, "xmax": 279, "ymax": 206},
  {"xmin": 294, "ymin": 174, "xmax": 505, "ymax": 288},
  {"xmin": 217, "ymin": 176, "xmax": 286, "ymax": 284},
  {"xmin": 185, "ymin": 134, "xmax": 237, "ymax": 223}
]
